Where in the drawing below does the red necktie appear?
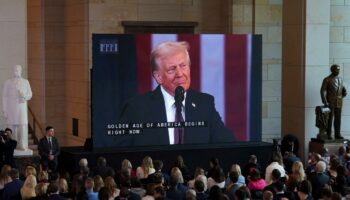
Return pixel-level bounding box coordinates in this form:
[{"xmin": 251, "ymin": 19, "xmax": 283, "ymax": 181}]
[{"xmin": 174, "ymin": 104, "xmax": 185, "ymax": 144}]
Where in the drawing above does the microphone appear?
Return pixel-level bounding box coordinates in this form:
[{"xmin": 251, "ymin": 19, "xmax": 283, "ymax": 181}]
[{"xmin": 175, "ymin": 86, "xmax": 185, "ymax": 108}]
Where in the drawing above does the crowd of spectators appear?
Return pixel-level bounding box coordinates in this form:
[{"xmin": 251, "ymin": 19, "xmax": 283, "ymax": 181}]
[{"xmin": 1, "ymin": 144, "xmax": 350, "ymax": 199}]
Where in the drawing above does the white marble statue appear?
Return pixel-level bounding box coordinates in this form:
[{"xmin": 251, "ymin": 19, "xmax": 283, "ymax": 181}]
[{"xmin": 2, "ymin": 65, "xmax": 32, "ymax": 150}]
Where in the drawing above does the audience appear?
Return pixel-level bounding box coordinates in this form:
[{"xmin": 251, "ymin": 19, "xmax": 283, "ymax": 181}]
[
  {"xmin": 137, "ymin": 156, "xmax": 155, "ymax": 179},
  {"xmin": 2, "ymin": 138, "xmax": 350, "ymax": 200},
  {"xmin": 94, "ymin": 156, "xmax": 115, "ymax": 180}
]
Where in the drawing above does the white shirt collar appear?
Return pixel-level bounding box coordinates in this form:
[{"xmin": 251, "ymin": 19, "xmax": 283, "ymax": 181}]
[{"xmin": 160, "ymin": 85, "xmax": 186, "ymax": 109}]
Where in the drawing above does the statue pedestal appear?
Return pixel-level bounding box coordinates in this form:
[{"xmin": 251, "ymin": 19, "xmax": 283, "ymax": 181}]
[
  {"xmin": 14, "ymin": 149, "xmax": 33, "ymax": 157},
  {"xmin": 309, "ymin": 138, "xmax": 349, "ymax": 155}
]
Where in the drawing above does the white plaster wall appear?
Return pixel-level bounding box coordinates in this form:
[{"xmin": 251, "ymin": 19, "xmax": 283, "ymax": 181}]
[{"xmin": 0, "ymin": 0, "xmax": 27, "ymax": 129}]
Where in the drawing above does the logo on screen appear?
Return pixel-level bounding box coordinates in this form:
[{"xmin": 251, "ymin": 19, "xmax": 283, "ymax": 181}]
[{"xmin": 99, "ymin": 39, "xmax": 118, "ymax": 54}]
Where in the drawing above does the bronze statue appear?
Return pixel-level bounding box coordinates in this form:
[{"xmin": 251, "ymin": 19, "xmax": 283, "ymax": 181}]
[{"xmin": 320, "ymin": 64, "xmax": 347, "ymax": 139}]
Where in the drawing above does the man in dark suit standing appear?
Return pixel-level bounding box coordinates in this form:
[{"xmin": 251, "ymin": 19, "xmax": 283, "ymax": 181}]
[
  {"xmin": 120, "ymin": 41, "xmax": 234, "ymax": 146},
  {"xmin": 38, "ymin": 126, "xmax": 60, "ymax": 172}
]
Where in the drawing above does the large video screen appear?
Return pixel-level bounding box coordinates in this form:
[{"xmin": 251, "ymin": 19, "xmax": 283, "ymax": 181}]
[{"xmin": 92, "ymin": 34, "xmax": 262, "ymax": 149}]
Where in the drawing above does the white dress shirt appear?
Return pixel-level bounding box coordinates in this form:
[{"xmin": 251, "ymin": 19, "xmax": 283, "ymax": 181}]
[{"xmin": 160, "ymin": 86, "xmax": 186, "ymax": 144}]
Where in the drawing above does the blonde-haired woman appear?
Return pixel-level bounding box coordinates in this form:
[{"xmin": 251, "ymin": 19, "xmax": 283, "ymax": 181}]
[
  {"xmin": 121, "ymin": 159, "xmax": 136, "ymax": 177},
  {"xmin": 20, "ymin": 174, "xmax": 37, "ymax": 200},
  {"xmin": 286, "ymin": 161, "xmax": 306, "ymax": 192},
  {"xmin": 227, "ymin": 164, "xmax": 245, "ymax": 185},
  {"xmin": 136, "ymin": 156, "xmax": 155, "ymax": 179}
]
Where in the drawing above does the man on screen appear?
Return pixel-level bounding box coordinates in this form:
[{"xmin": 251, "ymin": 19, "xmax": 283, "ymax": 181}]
[{"xmin": 120, "ymin": 41, "xmax": 234, "ymax": 146}]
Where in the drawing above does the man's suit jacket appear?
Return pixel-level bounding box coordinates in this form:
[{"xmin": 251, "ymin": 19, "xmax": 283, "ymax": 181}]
[
  {"xmin": 2, "ymin": 179, "xmax": 23, "ymax": 200},
  {"xmin": 119, "ymin": 86, "xmax": 234, "ymax": 146},
  {"xmin": 38, "ymin": 136, "xmax": 60, "ymax": 163}
]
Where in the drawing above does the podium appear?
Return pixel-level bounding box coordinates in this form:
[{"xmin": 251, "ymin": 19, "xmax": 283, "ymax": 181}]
[{"xmin": 309, "ymin": 138, "xmax": 349, "ymax": 155}]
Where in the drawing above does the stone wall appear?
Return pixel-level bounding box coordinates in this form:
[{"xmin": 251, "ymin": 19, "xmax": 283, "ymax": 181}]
[
  {"xmin": 256, "ymin": 0, "xmax": 282, "ymax": 142},
  {"xmin": 232, "ymin": 0, "xmax": 283, "ymax": 142},
  {"xmin": 0, "ymin": 0, "xmax": 27, "ymax": 129},
  {"xmin": 330, "ymin": 0, "xmax": 350, "ymax": 137}
]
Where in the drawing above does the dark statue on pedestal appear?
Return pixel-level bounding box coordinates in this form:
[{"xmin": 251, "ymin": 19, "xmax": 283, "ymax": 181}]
[{"xmin": 320, "ymin": 64, "xmax": 347, "ymax": 140}]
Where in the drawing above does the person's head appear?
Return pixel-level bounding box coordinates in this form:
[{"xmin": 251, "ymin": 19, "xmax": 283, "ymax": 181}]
[
  {"xmin": 121, "ymin": 159, "xmax": 132, "ymax": 171},
  {"xmin": 14, "ymin": 64, "xmax": 22, "ymax": 78},
  {"xmin": 35, "ymin": 182, "xmax": 48, "ymax": 196},
  {"xmin": 234, "ymin": 186, "xmax": 251, "ymax": 200},
  {"xmin": 0, "ymin": 164, "xmax": 11, "ymax": 177},
  {"xmin": 58, "ymin": 178, "xmax": 68, "ymax": 193},
  {"xmin": 153, "ymin": 160, "xmax": 164, "ymax": 171},
  {"xmin": 331, "ymin": 64, "xmax": 340, "ymax": 76},
  {"xmin": 97, "ymin": 156, "xmax": 107, "ymax": 167},
  {"xmin": 4, "ymin": 128, "xmax": 12, "ymax": 139},
  {"xmin": 170, "ymin": 167, "xmax": 184, "ymax": 183},
  {"xmin": 271, "ymin": 169, "xmax": 281, "ymax": 182},
  {"xmin": 152, "ymin": 172, "xmax": 164, "ymax": 185},
  {"xmin": 47, "ymin": 181, "xmax": 60, "ymax": 195},
  {"xmin": 209, "ymin": 157, "xmax": 220, "ymax": 168},
  {"xmin": 25, "ymin": 165, "xmax": 37, "ymax": 177},
  {"xmin": 329, "ymin": 157, "xmax": 340, "ymax": 170},
  {"xmin": 9, "ymin": 168, "xmax": 19, "ymax": 179},
  {"xmin": 321, "ymin": 187, "xmax": 332, "ymax": 199},
  {"xmin": 153, "ymin": 185, "xmax": 166, "ymax": 199},
  {"xmin": 338, "ymin": 145, "xmax": 346, "ymax": 156},
  {"xmin": 23, "ymin": 174, "xmax": 37, "ymax": 190},
  {"xmin": 93, "ymin": 175, "xmax": 104, "ymax": 192},
  {"xmin": 186, "ymin": 189, "xmax": 197, "ymax": 200},
  {"xmin": 85, "ymin": 177, "xmax": 95, "ymax": 191},
  {"xmin": 194, "ymin": 179, "xmax": 205, "ymax": 193},
  {"xmin": 292, "ymin": 161, "xmax": 305, "ymax": 180},
  {"xmin": 175, "ymin": 155, "xmax": 185, "ymax": 168},
  {"xmin": 316, "ymin": 161, "xmax": 327, "ymax": 173},
  {"xmin": 249, "ymin": 155, "xmax": 257, "ymax": 164},
  {"xmin": 271, "ymin": 152, "xmax": 283, "ymax": 164},
  {"xmin": 195, "ymin": 175, "xmax": 208, "ymax": 191},
  {"xmin": 46, "ymin": 126, "xmax": 54, "ymax": 137},
  {"xmin": 151, "ymin": 41, "xmax": 191, "ymax": 96},
  {"xmin": 79, "ymin": 158, "xmax": 88, "ymax": 168},
  {"xmin": 250, "ymin": 168, "xmax": 261, "ymax": 181},
  {"xmin": 230, "ymin": 164, "xmax": 242, "ymax": 175},
  {"xmin": 193, "ymin": 167, "xmax": 205, "ymax": 178},
  {"xmin": 37, "ymin": 170, "xmax": 49, "ymax": 182},
  {"xmin": 331, "ymin": 192, "xmax": 342, "ymax": 200},
  {"xmin": 229, "ymin": 171, "xmax": 239, "ymax": 183},
  {"xmin": 263, "ymin": 191, "xmax": 273, "ymax": 200}
]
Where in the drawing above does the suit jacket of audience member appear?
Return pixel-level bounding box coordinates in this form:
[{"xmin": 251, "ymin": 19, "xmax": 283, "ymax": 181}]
[
  {"xmin": 38, "ymin": 136, "xmax": 60, "ymax": 163},
  {"xmin": 310, "ymin": 172, "xmax": 330, "ymax": 199},
  {"xmin": 196, "ymin": 192, "xmax": 209, "ymax": 200},
  {"xmin": 119, "ymin": 86, "xmax": 234, "ymax": 146},
  {"xmin": 2, "ymin": 179, "xmax": 24, "ymax": 200},
  {"xmin": 93, "ymin": 166, "xmax": 115, "ymax": 179},
  {"xmin": 1, "ymin": 139, "xmax": 17, "ymax": 168}
]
